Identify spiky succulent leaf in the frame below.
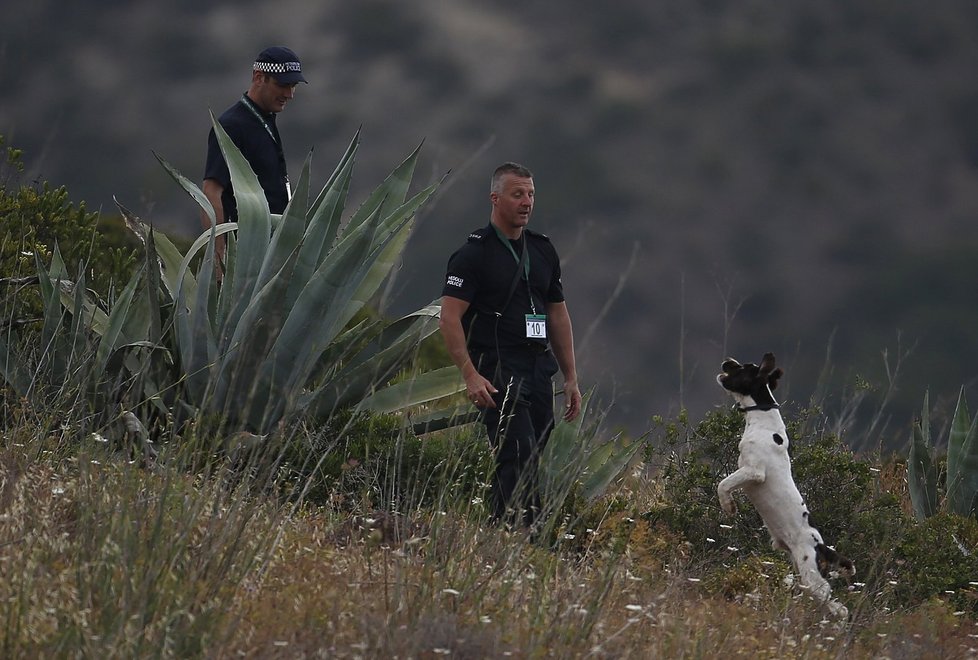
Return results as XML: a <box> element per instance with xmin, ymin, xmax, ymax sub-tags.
<box><xmin>343</xmin><ymin>142</ymin><xmax>420</xmax><ymax>237</ymax></box>
<box><xmin>342</xmin><ymin>183</ymin><xmax>439</xmax><ymax>326</ymax></box>
<box><xmin>118</xmin><ymin>198</ymin><xmax>200</xmax><ymax>305</ymax></box>
<box><xmin>209</xmin><ymin>111</ymin><xmax>271</xmax><ymax>335</ymax></box>
<box><xmin>92</xmin><ymin>267</ymin><xmax>142</xmax><ymax>384</ymax></box>
<box><xmin>907</xmin><ymin>390</ymin><xmax>940</xmax><ymax>520</ymax></box>
<box><xmin>540</xmin><ymin>392</ymin><xmax>592</xmax><ymax>502</ymax></box>
<box><xmin>409</xmin><ymin>405</ymin><xmax>481</xmax><ymax>435</ymax></box>
<box><xmin>255</xmin><ymin>152</ymin><xmax>310</xmax><ymax>292</ymax></box>
<box><xmin>946</xmin><ymin>388</ymin><xmax>978</xmax><ymax>517</ymax></box>
<box><xmin>578</xmin><ymin>433</ymin><xmax>641</xmax><ymax>502</ymax></box>
<box><xmin>211</xmin><ymin>246</ymin><xmax>304</xmax><ymax>432</ymax></box>
<box><xmin>359</xmin><ymin>366</ymin><xmax>467</xmax><ymax>414</ymax></box>
<box><xmin>306</xmin><ymin>302</ymin><xmax>442</xmax><ymax>415</ymax></box>
<box><xmin>153</xmin><ymin>154</ymin><xmax>216</xmax><ymax>228</ymax></box>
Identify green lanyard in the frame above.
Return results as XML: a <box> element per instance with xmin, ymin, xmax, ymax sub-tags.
<box><xmin>493</xmin><ymin>225</ymin><xmax>537</xmax><ymax>314</ymax></box>
<box><xmin>240</xmin><ymin>94</ymin><xmax>281</xmax><ymax>146</ymax></box>
<box><xmin>492</xmin><ymin>225</ymin><xmax>530</xmax><ymax>280</ymax></box>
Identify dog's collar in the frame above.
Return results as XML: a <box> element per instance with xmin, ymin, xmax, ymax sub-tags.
<box><xmin>736</xmin><ymin>403</ymin><xmax>780</xmax><ymax>413</ymax></box>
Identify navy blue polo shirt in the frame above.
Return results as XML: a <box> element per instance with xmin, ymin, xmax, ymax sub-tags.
<box><xmin>442</xmin><ymin>225</ymin><xmax>564</xmax><ymax>351</ymax></box>
<box><xmin>203</xmin><ymin>94</ymin><xmax>289</xmax><ymax>221</ymax></box>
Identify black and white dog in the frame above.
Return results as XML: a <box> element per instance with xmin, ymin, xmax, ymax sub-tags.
<box><xmin>717</xmin><ymin>353</ymin><xmax>853</xmax><ymax>619</ymax></box>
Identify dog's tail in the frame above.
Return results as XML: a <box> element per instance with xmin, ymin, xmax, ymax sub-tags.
<box><xmin>815</xmin><ymin>542</ymin><xmax>855</xmax><ymax>580</ymax></box>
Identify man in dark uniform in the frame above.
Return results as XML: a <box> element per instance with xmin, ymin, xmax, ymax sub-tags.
<box><xmin>439</xmin><ymin>162</ymin><xmax>582</xmax><ymax>527</ymax></box>
<box><xmin>201</xmin><ymin>46</ymin><xmax>307</xmax><ymax>263</ymax></box>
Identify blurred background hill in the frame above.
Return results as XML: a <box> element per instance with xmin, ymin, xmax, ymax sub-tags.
<box><xmin>3</xmin><ymin>0</ymin><xmax>978</xmax><ymax>446</ymax></box>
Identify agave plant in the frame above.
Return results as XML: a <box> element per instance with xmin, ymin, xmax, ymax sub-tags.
<box><xmin>908</xmin><ymin>388</ymin><xmax>978</xmax><ymax>520</ymax></box>
<box><xmin>3</xmin><ymin>119</ymin><xmax>466</xmax><ymax>438</ymax></box>
<box><xmin>538</xmin><ymin>392</ymin><xmax>644</xmax><ymax>509</ymax></box>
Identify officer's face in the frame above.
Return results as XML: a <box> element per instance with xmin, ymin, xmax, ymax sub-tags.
<box><xmin>252</xmin><ymin>73</ymin><xmax>298</xmax><ymax>114</ymax></box>
<box><xmin>491</xmin><ymin>175</ymin><xmax>534</xmax><ymax>234</ymax></box>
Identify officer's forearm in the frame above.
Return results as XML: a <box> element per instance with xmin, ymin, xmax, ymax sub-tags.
<box><xmin>547</xmin><ymin>303</ymin><xmax>578</xmax><ymax>384</ymax></box>
<box><xmin>439</xmin><ymin>313</ymin><xmax>478</xmax><ymax>380</ymax></box>
<box><xmin>201</xmin><ymin>179</ymin><xmax>225</xmax><ymax>230</ymax></box>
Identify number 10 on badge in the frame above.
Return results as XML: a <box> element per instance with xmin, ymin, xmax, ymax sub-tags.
<box><xmin>525</xmin><ymin>314</ymin><xmax>547</xmax><ymax>339</ymax></box>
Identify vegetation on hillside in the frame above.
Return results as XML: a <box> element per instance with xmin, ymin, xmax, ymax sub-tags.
<box><xmin>4</xmin><ymin>92</ymin><xmax>978</xmax><ymax>654</ymax></box>
<box><xmin>6</xmin><ymin>1</ymin><xmax>978</xmax><ymax>438</ymax></box>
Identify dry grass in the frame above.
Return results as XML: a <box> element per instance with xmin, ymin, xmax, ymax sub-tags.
<box><xmin>2</xmin><ymin>431</ymin><xmax>978</xmax><ymax>659</ymax></box>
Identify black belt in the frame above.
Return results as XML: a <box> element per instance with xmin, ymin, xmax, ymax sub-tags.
<box><xmin>518</xmin><ymin>341</ymin><xmax>550</xmax><ymax>355</ymax></box>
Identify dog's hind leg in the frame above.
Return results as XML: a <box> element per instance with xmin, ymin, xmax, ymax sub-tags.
<box><xmin>717</xmin><ymin>466</ymin><xmax>765</xmax><ymax>516</ymax></box>
<box><xmin>791</xmin><ymin>544</ymin><xmax>849</xmax><ymax>620</ymax></box>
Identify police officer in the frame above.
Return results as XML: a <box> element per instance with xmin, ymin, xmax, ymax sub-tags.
<box><xmin>201</xmin><ymin>46</ymin><xmax>307</xmax><ymax>268</ymax></box>
<box><xmin>439</xmin><ymin>162</ymin><xmax>582</xmax><ymax>527</ymax></box>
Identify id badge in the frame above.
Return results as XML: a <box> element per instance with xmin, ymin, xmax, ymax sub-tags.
<box><xmin>525</xmin><ymin>314</ymin><xmax>547</xmax><ymax>339</ymax></box>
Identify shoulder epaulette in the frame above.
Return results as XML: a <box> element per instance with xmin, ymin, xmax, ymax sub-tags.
<box><xmin>466</xmin><ymin>226</ymin><xmax>491</xmax><ymax>243</ymax></box>
<box><xmin>525</xmin><ymin>228</ymin><xmax>551</xmax><ymax>242</ymax></box>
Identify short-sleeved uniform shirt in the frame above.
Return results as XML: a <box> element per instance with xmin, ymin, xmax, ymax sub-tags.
<box><xmin>203</xmin><ymin>95</ymin><xmax>289</xmax><ymax>221</ymax></box>
<box><xmin>442</xmin><ymin>225</ymin><xmax>564</xmax><ymax>352</ymax></box>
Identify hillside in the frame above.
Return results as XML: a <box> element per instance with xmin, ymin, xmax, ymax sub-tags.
<box><xmin>3</xmin><ymin>0</ymin><xmax>978</xmax><ymax>440</ymax></box>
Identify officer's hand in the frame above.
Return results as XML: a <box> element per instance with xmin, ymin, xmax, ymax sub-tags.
<box><xmin>563</xmin><ymin>381</ymin><xmax>583</xmax><ymax>421</ymax></box>
<box><xmin>466</xmin><ymin>374</ymin><xmax>498</xmax><ymax>409</ymax></box>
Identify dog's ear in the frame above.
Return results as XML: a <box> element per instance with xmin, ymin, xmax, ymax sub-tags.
<box><xmin>759</xmin><ymin>352</ymin><xmax>777</xmax><ymax>373</ymax></box>
<box><xmin>721</xmin><ymin>358</ymin><xmax>741</xmax><ymax>374</ymax></box>
<box><xmin>768</xmin><ymin>367</ymin><xmax>783</xmax><ymax>390</ymax></box>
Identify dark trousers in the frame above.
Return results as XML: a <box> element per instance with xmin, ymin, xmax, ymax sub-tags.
<box><xmin>474</xmin><ymin>346</ymin><xmax>559</xmax><ymax>527</ymax></box>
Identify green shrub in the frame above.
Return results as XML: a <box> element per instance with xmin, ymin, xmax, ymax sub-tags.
<box><xmin>889</xmin><ymin>512</ymin><xmax>978</xmax><ymax>614</ymax></box>
<box><xmin>642</xmin><ymin>407</ymin><xmax>884</xmax><ymax>605</ymax></box>
<box><xmin>278</xmin><ymin>411</ymin><xmax>493</xmax><ymax>512</ymax></box>
<box><xmin>0</xmin><ymin>139</ymin><xmax>138</xmax><ymax>306</ymax></box>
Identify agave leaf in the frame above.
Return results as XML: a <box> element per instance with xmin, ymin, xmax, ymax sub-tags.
<box><xmin>309</xmin><ymin>128</ymin><xmax>360</xmax><ymax>221</ymax></box>
<box><xmin>0</xmin><ymin>334</ymin><xmax>31</xmax><ymax>397</ymax></box>
<box><xmin>359</xmin><ymin>366</ymin><xmax>467</xmax><ymax>414</ymax></box>
<box><xmin>343</xmin><ymin>142</ymin><xmax>421</xmax><ymax>237</ymax></box>
<box><xmin>153</xmin><ymin>154</ymin><xmax>217</xmax><ymax>228</ymax></box>
<box><xmin>312</xmin><ymin>306</ymin><xmax>443</xmax><ymax>413</ymax></box>
<box><xmin>210</xmin><ymin>246</ymin><xmax>303</xmax><ymax>431</ymax></box>
<box><xmin>540</xmin><ymin>392</ymin><xmax>592</xmax><ymax>500</ymax></box>
<box><xmin>143</xmin><ymin>228</ymin><xmax>163</xmax><ymax>346</ymax></box>
<box><xmin>36</xmin><ymin>253</ymin><xmax>64</xmax><ymax>361</ymax></box>
<box><xmin>269</xmin><ymin>205</ymin><xmax>387</xmax><ymax>394</ymax></box>
<box><xmin>316</xmin><ymin>302</ymin><xmax>439</xmax><ymax>381</ymax></box>
<box><xmin>342</xmin><ymin>183</ymin><xmax>440</xmax><ymax>325</ymax></box>
<box><xmin>92</xmin><ymin>267</ymin><xmax>142</xmax><ymax>384</ymax></box>
<box><xmin>946</xmin><ymin>388</ymin><xmax>978</xmax><ymax>516</ymax></box>
<box><xmin>66</xmin><ymin>264</ymin><xmax>90</xmax><ymax>374</ymax></box>
<box><xmin>579</xmin><ymin>433</ymin><xmax>642</xmax><ymax>503</ymax></box>
<box><xmin>118</xmin><ymin>198</ymin><xmax>199</xmax><ymax>305</ymax></box>
<box><xmin>174</xmin><ymin>225</ymin><xmax>221</xmax><ymax>401</ymax></box>
<box><xmin>306</xmin><ymin>204</ymin><xmax>415</xmax><ymax>349</ymax></box>
<box><xmin>303</xmin><ymin>317</ymin><xmax>378</xmax><ymax>386</ymax></box>
<box><xmin>210</xmin><ymin>111</ymin><xmax>271</xmax><ymax>321</ymax></box>
<box><xmin>256</xmin><ymin>152</ymin><xmax>311</xmax><ymax>292</ymax></box>
<box><xmin>287</xmin><ymin>141</ymin><xmax>358</xmax><ymax>308</ymax></box>
<box><xmin>908</xmin><ymin>400</ymin><xmax>939</xmax><ymax>520</ymax></box>
<box><xmin>48</xmin><ymin>242</ymin><xmax>69</xmax><ymax>281</ymax></box>
<box><xmin>242</xmin><ymin>218</ymin><xmax>379</xmax><ymax>431</ymax></box>
<box><xmin>409</xmin><ymin>404</ymin><xmax>482</xmax><ymax>435</ymax></box>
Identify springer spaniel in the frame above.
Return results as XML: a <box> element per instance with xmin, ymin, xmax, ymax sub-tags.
<box><xmin>717</xmin><ymin>353</ymin><xmax>853</xmax><ymax>619</ymax></box>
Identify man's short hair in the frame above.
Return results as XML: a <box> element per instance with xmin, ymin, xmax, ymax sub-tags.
<box><xmin>491</xmin><ymin>162</ymin><xmax>533</xmax><ymax>193</ymax></box>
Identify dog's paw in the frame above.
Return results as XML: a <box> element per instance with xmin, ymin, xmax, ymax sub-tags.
<box><xmin>825</xmin><ymin>600</ymin><xmax>849</xmax><ymax>622</ymax></box>
<box><xmin>718</xmin><ymin>496</ymin><xmax>737</xmax><ymax>516</ymax></box>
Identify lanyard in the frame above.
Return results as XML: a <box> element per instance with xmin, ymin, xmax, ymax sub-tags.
<box><xmin>492</xmin><ymin>225</ymin><xmax>530</xmax><ymax>279</ymax></box>
<box><xmin>240</xmin><ymin>94</ymin><xmax>281</xmax><ymax>147</ymax></box>
<box><xmin>492</xmin><ymin>225</ymin><xmax>536</xmax><ymax>314</ymax></box>
<box><xmin>239</xmin><ymin>94</ymin><xmax>291</xmax><ymax>199</ymax></box>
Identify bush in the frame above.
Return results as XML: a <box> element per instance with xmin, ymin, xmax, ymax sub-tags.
<box><xmin>0</xmin><ymin>137</ymin><xmax>138</xmax><ymax>322</ymax></box>
<box><xmin>278</xmin><ymin>411</ymin><xmax>493</xmax><ymax>513</ymax></box>
<box><xmin>643</xmin><ymin>407</ymin><xmax>884</xmax><ymax>601</ymax></box>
